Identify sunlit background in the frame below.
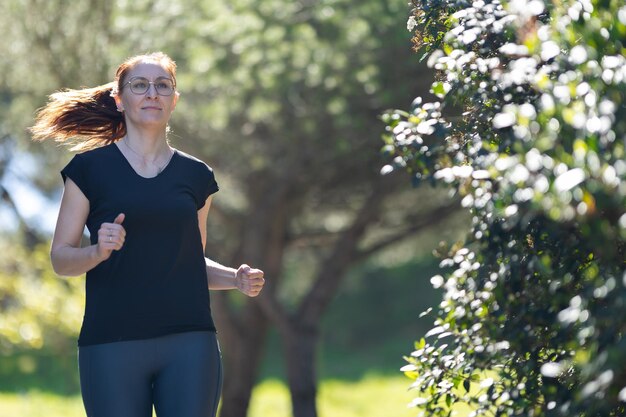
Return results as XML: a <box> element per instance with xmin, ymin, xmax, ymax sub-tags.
<box><xmin>0</xmin><ymin>1</ymin><xmax>467</xmax><ymax>416</ymax></box>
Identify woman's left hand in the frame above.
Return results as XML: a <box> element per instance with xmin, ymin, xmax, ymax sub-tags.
<box><xmin>235</xmin><ymin>264</ymin><xmax>265</xmax><ymax>297</ymax></box>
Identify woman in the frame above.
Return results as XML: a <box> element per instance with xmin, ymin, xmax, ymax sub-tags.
<box><xmin>30</xmin><ymin>52</ymin><xmax>265</xmax><ymax>417</ymax></box>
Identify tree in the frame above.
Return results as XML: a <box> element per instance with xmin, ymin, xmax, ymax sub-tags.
<box><xmin>383</xmin><ymin>0</ymin><xmax>626</xmax><ymax>415</ymax></box>
<box><xmin>0</xmin><ymin>1</ymin><xmax>459</xmax><ymax>416</ymax></box>
<box><xmin>170</xmin><ymin>5</ymin><xmax>462</xmax><ymax>416</ymax></box>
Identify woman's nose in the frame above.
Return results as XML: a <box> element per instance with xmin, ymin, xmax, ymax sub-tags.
<box><xmin>145</xmin><ymin>84</ymin><xmax>158</xmax><ymax>98</ymax></box>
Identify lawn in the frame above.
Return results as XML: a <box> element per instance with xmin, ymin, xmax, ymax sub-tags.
<box><xmin>0</xmin><ymin>374</ymin><xmax>456</xmax><ymax>417</ymax></box>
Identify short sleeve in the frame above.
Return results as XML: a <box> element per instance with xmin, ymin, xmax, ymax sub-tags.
<box><xmin>60</xmin><ymin>153</ymin><xmax>91</xmax><ymax>201</ymax></box>
<box><xmin>197</xmin><ymin>164</ymin><xmax>219</xmax><ymax>210</ymax></box>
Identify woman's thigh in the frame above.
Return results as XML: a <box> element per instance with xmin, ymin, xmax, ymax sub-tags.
<box><xmin>152</xmin><ymin>331</ymin><xmax>222</xmax><ymax>417</ymax></box>
<box><xmin>78</xmin><ymin>339</ymin><xmax>155</xmax><ymax>417</ymax></box>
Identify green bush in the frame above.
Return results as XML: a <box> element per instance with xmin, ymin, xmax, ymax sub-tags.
<box><xmin>382</xmin><ymin>0</ymin><xmax>625</xmax><ymax>415</ymax></box>
<box><xmin>0</xmin><ymin>240</ymin><xmax>83</xmax><ymax>354</ymax></box>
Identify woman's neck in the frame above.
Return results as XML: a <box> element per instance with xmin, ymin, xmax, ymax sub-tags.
<box><xmin>122</xmin><ymin>126</ymin><xmax>171</xmax><ymax>161</ymax></box>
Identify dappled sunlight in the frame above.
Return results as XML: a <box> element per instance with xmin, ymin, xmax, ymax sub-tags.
<box><xmin>0</xmin><ymin>376</ymin><xmax>460</xmax><ymax>417</ymax></box>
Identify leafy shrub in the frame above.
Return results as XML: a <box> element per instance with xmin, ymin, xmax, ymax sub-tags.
<box><xmin>0</xmin><ymin>240</ymin><xmax>83</xmax><ymax>354</ymax></box>
<box><xmin>382</xmin><ymin>0</ymin><xmax>625</xmax><ymax>415</ymax></box>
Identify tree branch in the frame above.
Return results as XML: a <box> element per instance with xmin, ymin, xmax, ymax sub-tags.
<box><xmin>256</xmin><ymin>291</ymin><xmax>290</xmax><ymax>332</ymax></box>
<box><xmin>296</xmin><ymin>175</ymin><xmax>398</xmax><ymax>325</ymax></box>
<box><xmin>354</xmin><ymin>201</ymin><xmax>460</xmax><ymax>262</ymax></box>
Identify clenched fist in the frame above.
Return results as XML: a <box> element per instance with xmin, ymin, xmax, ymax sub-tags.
<box><xmin>235</xmin><ymin>264</ymin><xmax>265</xmax><ymax>297</ymax></box>
<box><xmin>97</xmin><ymin>213</ymin><xmax>126</xmax><ymax>260</ymax></box>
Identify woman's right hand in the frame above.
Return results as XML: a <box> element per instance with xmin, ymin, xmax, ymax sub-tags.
<box><xmin>96</xmin><ymin>213</ymin><xmax>126</xmax><ymax>260</ymax></box>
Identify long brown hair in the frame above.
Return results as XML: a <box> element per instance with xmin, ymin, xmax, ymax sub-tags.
<box><xmin>30</xmin><ymin>52</ymin><xmax>177</xmax><ymax>152</ymax></box>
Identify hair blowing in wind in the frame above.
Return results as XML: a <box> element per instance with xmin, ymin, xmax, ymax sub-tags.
<box><xmin>30</xmin><ymin>82</ymin><xmax>125</xmax><ymax>151</ymax></box>
<box><xmin>30</xmin><ymin>52</ymin><xmax>177</xmax><ymax>152</ymax></box>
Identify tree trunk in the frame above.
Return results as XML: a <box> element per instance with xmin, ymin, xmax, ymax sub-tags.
<box><xmin>282</xmin><ymin>322</ymin><xmax>319</xmax><ymax>417</ymax></box>
<box><xmin>217</xmin><ymin>302</ymin><xmax>270</xmax><ymax>417</ymax></box>
<box><xmin>217</xmin><ymin>190</ymin><xmax>289</xmax><ymax>417</ymax></box>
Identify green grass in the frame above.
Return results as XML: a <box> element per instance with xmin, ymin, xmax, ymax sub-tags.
<box><xmin>0</xmin><ymin>390</ymin><xmax>85</xmax><ymax>416</ymax></box>
<box><xmin>249</xmin><ymin>375</ymin><xmax>419</xmax><ymax>417</ymax></box>
<box><xmin>0</xmin><ymin>374</ymin><xmax>471</xmax><ymax>417</ymax></box>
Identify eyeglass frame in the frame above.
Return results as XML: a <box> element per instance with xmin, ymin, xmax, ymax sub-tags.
<box><xmin>121</xmin><ymin>76</ymin><xmax>177</xmax><ymax>96</ymax></box>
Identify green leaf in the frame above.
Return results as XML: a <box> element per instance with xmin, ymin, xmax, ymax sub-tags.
<box><xmin>463</xmin><ymin>379</ymin><xmax>471</xmax><ymax>393</ymax></box>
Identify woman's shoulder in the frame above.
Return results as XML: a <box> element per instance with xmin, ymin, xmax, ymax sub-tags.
<box><xmin>73</xmin><ymin>142</ymin><xmax>116</xmax><ymax>161</ymax></box>
<box><xmin>174</xmin><ymin>148</ymin><xmax>215</xmax><ymax>172</ymax></box>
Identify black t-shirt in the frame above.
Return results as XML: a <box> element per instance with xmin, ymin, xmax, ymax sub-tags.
<box><xmin>60</xmin><ymin>143</ymin><xmax>219</xmax><ymax>346</ymax></box>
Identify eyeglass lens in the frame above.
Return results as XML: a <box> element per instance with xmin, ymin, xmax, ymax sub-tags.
<box><xmin>128</xmin><ymin>77</ymin><xmax>175</xmax><ymax>96</ymax></box>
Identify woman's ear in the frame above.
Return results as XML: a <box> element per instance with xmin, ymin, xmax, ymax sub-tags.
<box><xmin>112</xmin><ymin>92</ymin><xmax>124</xmax><ymax>112</ymax></box>
<box><xmin>171</xmin><ymin>91</ymin><xmax>180</xmax><ymax>111</ymax></box>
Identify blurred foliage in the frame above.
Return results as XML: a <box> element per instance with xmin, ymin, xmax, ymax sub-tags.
<box><xmin>0</xmin><ymin>350</ymin><xmax>80</xmax><ymax>394</ymax></box>
<box><xmin>258</xmin><ymin>256</ymin><xmax>444</xmax><ymax>381</ymax></box>
<box><xmin>0</xmin><ymin>1</ymin><xmax>454</xmax><ymax>414</ymax></box>
<box><xmin>383</xmin><ymin>0</ymin><xmax>626</xmax><ymax>416</ymax></box>
<box><xmin>321</xmin><ymin>258</ymin><xmax>441</xmax><ymax>356</ymax></box>
<box><xmin>0</xmin><ymin>0</ymin><xmax>434</xmax><ymax>337</ymax></box>
<box><xmin>0</xmin><ymin>238</ymin><xmax>83</xmax><ymax>354</ymax></box>
<box><xmin>0</xmin><ymin>0</ymin><xmax>431</xmax><ymax>200</ymax></box>
<box><xmin>0</xmin><ymin>0</ymin><xmax>437</xmax><ymax>303</ymax></box>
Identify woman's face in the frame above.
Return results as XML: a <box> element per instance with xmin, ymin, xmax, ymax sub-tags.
<box><xmin>113</xmin><ymin>62</ymin><xmax>179</xmax><ymax>130</ymax></box>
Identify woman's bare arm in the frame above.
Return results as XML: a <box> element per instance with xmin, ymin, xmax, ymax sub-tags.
<box><xmin>50</xmin><ymin>178</ymin><xmax>125</xmax><ymax>276</ymax></box>
<box><xmin>198</xmin><ymin>195</ymin><xmax>265</xmax><ymax>296</ymax></box>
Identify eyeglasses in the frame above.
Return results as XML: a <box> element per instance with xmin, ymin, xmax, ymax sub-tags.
<box><xmin>123</xmin><ymin>76</ymin><xmax>176</xmax><ymax>96</ymax></box>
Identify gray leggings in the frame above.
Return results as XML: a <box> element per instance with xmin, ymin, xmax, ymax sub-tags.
<box><xmin>78</xmin><ymin>331</ymin><xmax>222</xmax><ymax>417</ymax></box>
